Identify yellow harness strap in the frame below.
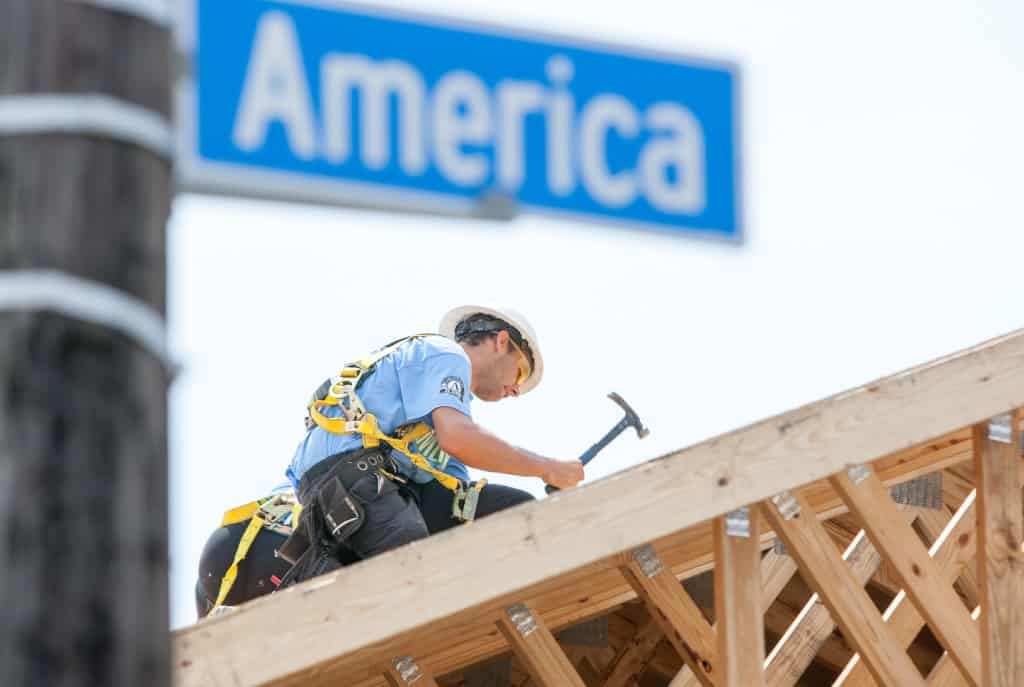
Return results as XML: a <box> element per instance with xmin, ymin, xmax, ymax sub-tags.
<box><xmin>306</xmin><ymin>334</ymin><xmax>466</xmax><ymax>494</ymax></box>
<box><xmin>220</xmin><ymin>501</ymin><xmax>260</xmax><ymax>527</ymax></box>
<box><xmin>211</xmin><ymin>495</ymin><xmax>302</xmax><ymax>612</ymax></box>
<box><xmin>212</xmin><ymin>513</ymin><xmax>264</xmax><ymax>610</ymax></box>
<box><xmin>305</xmin><ymin>407</ymin><xmax>462</xmax><ymax>491</ymax></box>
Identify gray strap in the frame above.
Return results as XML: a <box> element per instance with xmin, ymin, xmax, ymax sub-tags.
<box><xmin>0</xmin><ymin>270</ymin><xmax>171</xmax><ymax>367</ymax></box>
<box><xmin>0</xmin><ymin>94</ymin><xmax>173</xmax><ymax>159</ymax></box>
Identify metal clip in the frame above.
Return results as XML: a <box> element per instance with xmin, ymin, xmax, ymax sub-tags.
<box><xmin>771</xmin><ymin>491</ymin><xmax>801</xmax><ymax>520</ymax></box>
<box><xmin>391</xmin><ymin>656</ymin><xmax>423</xmax><ymax>684</ymax></box>
<box><xmin>846</xmin><ymin>463</ymin><xmax>870</xmax><ymax>485</ymax></box>
<box><xmin>773</xmin><ymin>538</ymin><xmax>787</xmax><ymax>556</ymax></box>
<box><xmin>505</xmin><ymin>603</ymin><xmax>537</xmax><ymax>638</ymax></box>
<box><xmin>631</xmin><ymin>544</ymin><xmax>663</xmax><ymax>577</ymax></box>
<box><xmin>725</xmin><ymin>507</ymin><xmax>751</xmax><ymax>537</ymax></box>
<box><xmin>989</xmin><ymin>413</ymin><xmax>1013</xmax><ymax>444</ymax></box>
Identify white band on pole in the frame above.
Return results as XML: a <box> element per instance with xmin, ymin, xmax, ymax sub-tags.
<box><xmin>0</xmin><ymin>94</ymin><xmax>173</xmax><ymax>159</ymax></box>
<box><xmin>68</xmin><ymin>0</ymin><xmax>171</xmax><ymax>27</ymax></box>
<box><xmin>0</xmin><ymin>270</ymin><xmax>171</xmax><ymax>366</ymax></box>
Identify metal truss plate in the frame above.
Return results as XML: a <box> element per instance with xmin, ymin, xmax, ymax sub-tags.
<box><xmin>989</xmin><ymin>413</ymin><xmax>1013</xmax><ymax>444</ymax></box>
<box><xmin>391</xmin><ymin>656</ymin><xmax>423</xmax><ymax>685</ymax></box>
<box><xmin>725</xmin><ymin>506</ymin><xmax>751</xmax><ymax>537</ymax></box>
<box><xmin>505</xmin><ymin>603</ymin><xmax>537</xmax><ymax>638</ymax></box>
<box><xmin>631</xmin><ymin>544</ymin><xmax>664</xmax><ymax>577</ymax></box>
<box><xmin>771</xmin><ymin>491</ymin><xmax>801</xmax><ymax>520</ymax></box>
<box><xmin>890</xmin><ymin>472</ymin><xmax>943</xmax><ymax>510</ymax></box>
<box><xmin>846</xmin><ymin>463</ymin><xmax>871</xmax><ymax>485</ymax></box>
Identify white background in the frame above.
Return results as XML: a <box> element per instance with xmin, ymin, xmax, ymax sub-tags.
<box><xmin>168</xmin><ymin>0</ymin><xmax>1024</xmax><ymax>628</ymax></box>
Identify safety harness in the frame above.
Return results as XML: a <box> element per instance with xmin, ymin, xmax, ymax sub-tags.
<box><xmin>211</xmin><ymin>493</ymin><xmax>301</xmax><ymax>612</ymax></box>
<box><xmin>304</xmin><ymin>334</ymin><xmax>486</xmax><ymax>522</ymax></box>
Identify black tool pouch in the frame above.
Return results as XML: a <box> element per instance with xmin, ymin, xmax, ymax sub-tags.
<box><xmin>276</xmin><ymin>521</ymin><xmax>311</xmax><ymax>566</ymax></box>
<box><xmin>317</xmin><ymin>475</ymin><xmax>365</xmax><ymax>545</ymax></box>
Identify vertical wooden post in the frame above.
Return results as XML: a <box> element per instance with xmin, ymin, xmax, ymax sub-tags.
<box><xmin>0</xmin><ymin>1</ymin><xmax>171</xmax><ymax>686</ymax></box>
<box><xmin>974</xmin><ymin>410</ymin><xmax>1024</xmax><ymax>687</ymax></box>
<box><xmin>714</xmin><ymin>507</ymin><xmax>765</xmax><ymax>687</ymax></box>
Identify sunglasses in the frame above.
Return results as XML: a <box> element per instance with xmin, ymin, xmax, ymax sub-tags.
<box><xmin>507</xmin><ymin>337</ymin><xmax>532</xmax><ymax>386</ymax></box>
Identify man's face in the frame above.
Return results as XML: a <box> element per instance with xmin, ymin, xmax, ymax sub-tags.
<box><xmin>473</xmin><ymin>331</ymin><xmax>529</xmax><ymax>402</ymax></box>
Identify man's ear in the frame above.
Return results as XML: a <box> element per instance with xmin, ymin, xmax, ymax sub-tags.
<box><xmin>495</xmin><ymin>329</ymin><xmax>510</xmax><ymax>351</ymax></box>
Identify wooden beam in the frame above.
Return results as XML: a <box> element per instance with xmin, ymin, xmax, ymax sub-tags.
<box><xmin>762</xmin><ymin>601</ymin><xmax>853</xmax><ymax>672</ymax></box>
<box><xmin>831</xmin><ymin>467</ymin><xmax>982</xmax><ymax>686</ymax></box>
<box><xmin>764</xmin><ymin>505</ymin><xmax>914</xmax><ymax>687</ymax></box>
<box><xmin>758</xmin><ymin>550</ymin><xmax>800</xmax><ymax>612</ymax></box>
<box><xmin>172</xmin><ymin>330</ymin><xmax>1024</xmax><ymax>687</ymax></box>
<box><xmin>382</xmin><ymin>656</ymin><xmax>441</xmax><ymax>687</ymax></box>
<box><xmin>926</xmin><ymin>605</ymin><xmax>981</xmax><ymax>687</ymax></box>
<box><xmin>600</xmin><ymin>620</ymin><xmax>664</xmax><ymax>687</ymax></box>
<box><xmin>669</xmin><ymin>547</ymin><xmax>800</xmax><ymax>687</ymax></box>
<box><xmin>714</xmin><ymin>508</ymin><xmax>765</xmax><ymax>687</ymax></box>
<box><xmin>497</xmin><ymin>603</ymin><xmax>587</xmax><ymax>687</ymax></box>
<box><xmin>833</xmin><ymin>490</ymin><xmax>978</xmax><ymax>687</ymax></box>
<box><xmin>620</xmin><ymin>546</ymin><xmax>718</xmax><ymax>686</ymax></box>
<box><xmin>762</xmin><ymin>488</ymin><xmax>926</xmax><ymax>687</ymax></box>
<box><xmin>975</xmin><ymin>411</ymin><xmax>1024</xmax><ymax>687</ymax></box>
<box><xmin>915</xmin><ymin>506</ymin><xmax>980</xmax><ymax>609</ymax></box>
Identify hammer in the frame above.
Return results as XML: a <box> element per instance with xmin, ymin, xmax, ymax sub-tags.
<box><xmin>545</xmin><ymin>392</ymin><xmax>650</xmax><ymax>494</ymax></box>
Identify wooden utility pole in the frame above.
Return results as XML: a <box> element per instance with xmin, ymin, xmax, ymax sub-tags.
<box><xmin>0</xmin><ymin>1</ymin><xmax>172</xmax><ymax>685</ymax></box>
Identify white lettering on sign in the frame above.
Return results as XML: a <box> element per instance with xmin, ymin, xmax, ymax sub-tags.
<box><xmin>321</xmin><ymin>54</ymin><xmax>427</xmax><ymax>173</ymax></box>
<box><xmin>233</xmin><ymin>11</ymin><xmax>317</xmax><ymax>160</ymax></box>
<box><xmin>232</xmin><ymin>11</ymin><xmax>707</xmax><ymax>214</ymax></box>
<box><xmin>433</xmin><ymin>71</ymin><xmax>491</xmax><ymax>186</ymax></box>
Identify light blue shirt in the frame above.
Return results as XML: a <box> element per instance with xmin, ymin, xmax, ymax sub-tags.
<box><xmin>286</xmin><ymin>336</ymin><xmax>473</xmax><ymax>489</ymax></box>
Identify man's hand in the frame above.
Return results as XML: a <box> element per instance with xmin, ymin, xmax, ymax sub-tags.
<box><xmin>541</xmin><ymin>459</ymin><xmax>585</xmax><ymax>489</ymax></box>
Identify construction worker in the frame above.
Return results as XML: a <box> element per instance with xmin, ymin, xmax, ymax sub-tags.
<box><xmin>281</xmin><ymin>305</ymin><xmax>584</xmax><ymax>583</ymax></box>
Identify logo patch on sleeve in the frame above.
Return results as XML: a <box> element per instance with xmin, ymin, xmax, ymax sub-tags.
<box><xmin>439</xmin><ymin>376</ymin><xmax>466</xmax><ymax>402</ymax></box>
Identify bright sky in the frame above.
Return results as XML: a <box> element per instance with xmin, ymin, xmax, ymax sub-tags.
<box><xmin>167</xmin><ymin>0</ymin><xmax>1024</xmax><ymax>628</ymax></box>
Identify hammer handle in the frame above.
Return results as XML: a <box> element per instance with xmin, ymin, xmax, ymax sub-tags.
<box><xmin>545</xmin><ymin>416</ymin><xmax>630</xmax><ymax>494</ymax></box>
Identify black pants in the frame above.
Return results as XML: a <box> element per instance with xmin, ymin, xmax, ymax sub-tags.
<box><xmin>194</xmin><ymin>522</ymin><xmax>355</xmax><ymax>618</ymax></box>
<box><xmin>411</xmin><ymin>479</ymin><xmax>535</xmax><ymax>534</ymax></box>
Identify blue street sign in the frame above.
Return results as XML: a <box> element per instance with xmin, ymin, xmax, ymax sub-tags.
<box><xmin>176</xmin><ymin>0</ymin><xmax>741</xmax><ymax>240</ymax></box>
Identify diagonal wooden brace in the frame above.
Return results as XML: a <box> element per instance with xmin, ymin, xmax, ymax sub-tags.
<box><xmin>620</xmin><ymin>545</ymin><xmax>718</xmax><ymax>686</ymax></box>
<box><xmin>763</xmin><ymin>504</ymin><xmax>915</xmax><ymax>687</ymax></box>
<box><xmin>831</xmin><ymin>466</ymin><xmax>982</xmax><ymax>686</ymax></box>
<box><xmin>762</xmin><ymin>488</ymin><xmax>926</xmax><ymax>687</ymax></box>
<box><xmin>497</xmin><ymin>602</ymin><xmax>587</xmax><ymax>687</ymax></box>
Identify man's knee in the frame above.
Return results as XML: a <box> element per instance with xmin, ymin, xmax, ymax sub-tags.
<box><xmin>477</xmin><ymin>483</ymin><xmax>535</xmax><ymax>518</ymax></box>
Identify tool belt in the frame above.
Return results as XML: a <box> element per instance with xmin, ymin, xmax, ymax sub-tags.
<box><xmin>276</xmin><ymin>448</ymin><xmax>393</xmax><ymax>586</ymax></box>
<box><xmin>296</xmin><ymin>447</ymin><xmax>395</xmax><ymax>504</ymax></box>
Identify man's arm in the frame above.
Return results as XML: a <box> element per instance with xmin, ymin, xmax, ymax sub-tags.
<box><xmin>432</xmin><ymin>407</ymin><xmax>584</xmax><ymax>489</ymax></box>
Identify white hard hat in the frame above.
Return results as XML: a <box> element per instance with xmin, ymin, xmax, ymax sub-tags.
<box><xmin>439</xmin><ymin>305</ymin><xmax>544</xmax><ymax>395</ymax></box>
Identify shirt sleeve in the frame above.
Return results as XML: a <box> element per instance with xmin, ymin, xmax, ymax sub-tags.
<box><xmin>397</xmin><ymin>352</ymin><xmax>473</xmax><ymax>423</ymax></box>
